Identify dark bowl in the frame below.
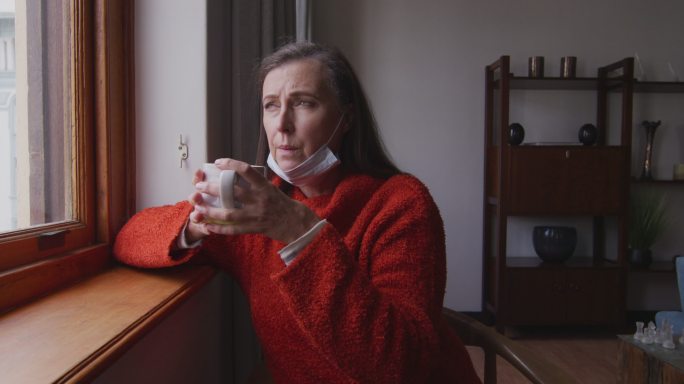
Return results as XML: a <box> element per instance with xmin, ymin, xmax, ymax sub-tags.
<box><xmin>533</xmin><ymin>226</ymin><xmax>577</xmax><ymax>263</ymax></box>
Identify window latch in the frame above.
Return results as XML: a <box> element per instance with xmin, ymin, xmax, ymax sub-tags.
<box><xmin>178</xmin><ymin>134</ymin><xmax>189</xmax><ymax>168</ymax></box>
<box><xmin>38</xmin><ymin>229</ymin><xmax>68</xmax><ymax>251</ymax></box>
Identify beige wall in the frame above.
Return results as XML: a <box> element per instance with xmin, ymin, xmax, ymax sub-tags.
<box><xmin>312</xmin><ymin>0</ymin><xmax>684</xmax><ymax>311</ymax></box>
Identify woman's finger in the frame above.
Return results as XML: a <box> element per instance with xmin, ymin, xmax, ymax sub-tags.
<box><xmin>188</xmin><ymin>191</ymin><xmax>204</xmax><ymax>205</ymax></box>
<box><xmin>215</xmin><ymin>158</ymin><xmax>269</xmax><ymax>190</ymax></box>
<box><xmin>189</xmin><ymin>209</ymin><xmax>204</xmax><ymax>223</ymax></box>
<box><xmin>237</xmin><ymin>165</ymin><xmax>269</xmax><ymax>190</ymax></box>
<box><xmin>213</xmin><ymin>158</ymin><xmax>234</xmax><ymax>170</ymax></box>
<box><xmin>192</xmin><ymin>169</ymin><xmax>205</xmax><ymax>185</ymax></box>
<box><xmin>195</xmin><ymin>204</ymin><xmax>239</xmax><ymax>225</ymax></box>
<box><xmin>205</xmin><ymin>223</ymin><xmax>241</xmax><ymax>236</ymax></box>
<box><xmin>186</xmin><ymin>218</ymin><xmax>211</xmax><ymax>238</ymax></box>
<box><xmin>195</xmin><ymin>179</ymin><xmax>220</xmax><ymax>197</ymax></box>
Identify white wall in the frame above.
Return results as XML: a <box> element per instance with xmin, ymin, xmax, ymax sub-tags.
<box><xmin>136</xmin><ymin>0</ymin><xmax>207</xmax><ymax>209</ymax></box>
<box><xmin>313</xmin><ymin>0</ymin><xmax>684</xmax><ymax>311</ymax></box>
<box><xmin>98</xmin><ymin>1</ymin><xmax>233</xmax><ymax>382</ymax></box>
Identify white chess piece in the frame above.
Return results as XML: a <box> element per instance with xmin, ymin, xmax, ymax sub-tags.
<box><xmin>643</xmin><ymin>321</ymin><xmax>657</xmax><ymax>344</ymax></box>
<box><xmin>663</xmin><ymin>323</ymin><xmax>675</xmax><ymax>350</ymax></box>
<box><xmin>634</xmin><ymin>321</ymin><xmax>645</xmax><ymax>342</ymax></box>
<box><xmin>655</xmin><ymin>319</ymin><xmax>668</xmax><ymax>344</ymax></box>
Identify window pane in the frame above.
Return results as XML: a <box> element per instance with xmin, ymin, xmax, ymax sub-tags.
<box><xmin>0</xmin><ymin>0</ymin><xmax>72</xmax><ymax>233</ymax></box>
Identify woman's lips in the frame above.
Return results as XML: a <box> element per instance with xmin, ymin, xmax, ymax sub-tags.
<box><xmin>277</xmin><ymin>146</ymin><xmax>299</xmax><ymax>159</ymax></box>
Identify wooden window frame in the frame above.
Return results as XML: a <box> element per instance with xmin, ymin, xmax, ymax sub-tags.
<box><xmin>0</xmin><ymin>0</ymin><xmax>135</xmax><ymax>312</ymax></box>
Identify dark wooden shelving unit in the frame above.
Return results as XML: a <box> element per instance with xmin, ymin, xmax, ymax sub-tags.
<box><xmin>506</xmin><ymin>257</ymin><xmax>620</xmax><ymax>269</ymax></box>
<box><xmin>493</xmin><ymin>77</ymin><xmax>597</xmax><ymax>90</ymax></box>
<box><xmin>628</xmin><ymin>261</ymin><xmax>676</xmax><ymax>274</ymax></box>
<box><xmin>631</xmin><ymin>178</ymin><xmax>684</xmax><ymax>185</ymax></box>
<box><xmin>482</xmin><ymin>56</ymin><xmax>633</xmax><ymax>332</ymax></box>
<box><xmin>634</xmin><ymin>81</ymin><xmax>684</xmax><ymax>93</ymax></box>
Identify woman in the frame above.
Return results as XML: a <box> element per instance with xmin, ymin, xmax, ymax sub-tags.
<box><xmin>114</xmin><ymin>41</ymin><xmax>479</xmax><ymax>383</ymax></box>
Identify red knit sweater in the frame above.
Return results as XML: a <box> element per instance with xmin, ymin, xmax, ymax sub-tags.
<box><xmin>114</xmin><ymin>173</ymin><xmax>480</xmax><ymax>383</ymax></box>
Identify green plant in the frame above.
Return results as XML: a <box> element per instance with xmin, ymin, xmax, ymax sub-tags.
<box><xmin>629</xmin><ymin>189</ymin><xmax>668</xmax><ymax>250</ymax></box>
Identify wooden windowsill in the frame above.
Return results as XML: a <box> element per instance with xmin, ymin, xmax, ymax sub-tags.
<box><xmin>0</xmin><ymin>264</ymin><xmax>216</xmax><ymax>384</ymax></box>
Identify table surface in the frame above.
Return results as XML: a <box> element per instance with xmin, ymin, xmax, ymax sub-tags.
<box><xmin>619</xmin><ymin>335</ymin><xmax>684</xmax><ymax>371</ymax></box>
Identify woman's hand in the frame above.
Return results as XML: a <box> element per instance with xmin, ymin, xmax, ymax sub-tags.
<box><xmin>191</xmin><ymin>158</ymin><xmax>321</xmax><ymax>244</ymax></box>
<box><xmin>185</xmin><ymin>168</ymin><xmax>213</xmax><ymax>244</ymax></box>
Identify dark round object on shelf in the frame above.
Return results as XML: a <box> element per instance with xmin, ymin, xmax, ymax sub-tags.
<box><xmin>578</xmin><ymin>123</ymin><xmax>598</xmax><ymax>146</ymax></box>
<box><xmin>508</xmin><ymin>123</ymin><xmax>525</xmax><ymax>145</ymax></box>
<box><xmin>533</xmin><ymin>226</ymin><xmax>577</xmax><ymax>263</ymax></box>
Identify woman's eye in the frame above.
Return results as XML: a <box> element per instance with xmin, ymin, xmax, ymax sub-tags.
<box><xmin>294</xmin><ymin>100</ymin><xmax>315</xmax><ymax>107</ymax></box>
<box><xmin>263</xmin><ymin>102</ymin><xmax>279</xmax><ymax>110</ymax></box>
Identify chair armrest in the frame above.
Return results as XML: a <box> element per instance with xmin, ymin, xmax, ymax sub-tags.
<box><xmin>442</xmin><ymin>308</ymin><xmax>578</xmax><ymax>384</ymax></box>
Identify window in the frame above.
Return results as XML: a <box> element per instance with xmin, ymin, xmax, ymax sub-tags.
<box><xmin>1</xmin><ymin>1</ymin><xmax>73</xmax><ymax>233</ymax></box>
<box><xmin>0</xmin><ymin>0</ymin><xmax>93</xmax><ymax>270</ymax></box>
<box><xmin>0</xmin><ymin>0</ymin><xmax>134</xmax><ymax>311</ymax></box>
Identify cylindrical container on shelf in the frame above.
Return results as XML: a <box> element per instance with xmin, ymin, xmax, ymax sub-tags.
<box><xmin>560</xmin><ymin>56</ymin><xmax>577</xmax><ymax>78</ymax></box>
<box><xmin>528</xmin><ymin>56</ymin><xmax>544</xmax><ymax>78</ymax></box>
<box><xmin>674</xmin><ymin>164</ymin><xmax>684</xmax><ymax>180</ymax></box>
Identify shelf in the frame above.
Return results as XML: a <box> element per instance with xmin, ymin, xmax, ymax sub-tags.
<box><xmin>631</xmin><ymin>178</ymin><xmax>684</xmax><ymax>185</ymax></box>
<box><xmin>517</xmin><ymin>144</ymin><xmax>621</xmax><ymax>149</ymax></box>
<box><xmin>491</xmin><ymin>75</ymin><xmax>684</xmax><ymax>93</ymax></box>
<box><xmin>634</xmin><ymin>81</ymin><xmax>684</xmax><ymax>93</ymax></box>
<box><xmin>628</xmin><ymin>261</ymin><xmax>675</xmax><ymax>273</ymax></box>
<box><xmin>495</xmin><ymin>76</ymin><xmax>597</xmax><ymax>91</ymax></box>
<box><xmin>506</xmin><ymin>257</ymin><xmax>620</xmax><ymax>269</ymax></box>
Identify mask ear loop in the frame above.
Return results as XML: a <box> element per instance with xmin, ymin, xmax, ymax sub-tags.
<box><xmin>325</xmin><ymin>111</ymin><xmax>347</xmax><ymax>147</ymax></box>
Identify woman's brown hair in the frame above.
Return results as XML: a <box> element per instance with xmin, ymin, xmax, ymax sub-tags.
<box><xmin>256</xmin><ymin>41</ymin><xmax>401</xmax><ymax>179</ymax></box>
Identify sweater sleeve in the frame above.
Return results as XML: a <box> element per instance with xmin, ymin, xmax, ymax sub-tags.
<box><xmin>113</xmin><ymin>201</ymin><xmax>203</xmax><ymax>268</ymax></box>
<box><xmin>270</xmin><ymin>177</ymin><xmax>454</xmax><ymax>383</ymax></box>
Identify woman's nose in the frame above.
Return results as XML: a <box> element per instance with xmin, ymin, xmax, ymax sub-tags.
<box><xmin>276</xmin><ymin>107</ymin><xmax>294</xmax><ymax>132</ymax></box>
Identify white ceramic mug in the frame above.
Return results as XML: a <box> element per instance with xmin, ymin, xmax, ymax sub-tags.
<box><xmin>202</xmin><ymin>163</ymin><xmax>235</xmax><ymax>208</ymax></box>
<box><xmin>201</xmin><ymin>163</ymin><xmax>265</xmax><ymax>209</ymax></box>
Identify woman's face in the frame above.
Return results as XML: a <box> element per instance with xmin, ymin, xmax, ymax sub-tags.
<box><xmin>262</xmin><ymin>59</ymin><xmax>345</xmax><ymax>171</ymax></box>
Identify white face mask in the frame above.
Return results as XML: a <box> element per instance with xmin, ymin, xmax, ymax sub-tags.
<box><xmin>267</xmin><ymin>113</ymin><xmax>345</xmax><ymax>187</ymax></box>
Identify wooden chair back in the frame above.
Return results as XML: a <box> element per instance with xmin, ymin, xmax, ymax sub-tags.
<box><xmin>442</xmin><ymin>307</ymin><xmax>578</xmax><ymax>384</ymax></box>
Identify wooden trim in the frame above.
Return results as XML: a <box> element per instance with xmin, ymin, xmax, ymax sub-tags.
<box><xmin>0</xmin><ymin>266</ymin><xmax>217</xmax><ymax>384</ymax></box>
<box><xmin>0</xmin><ymin>244</ymin><xmax>111</xmax><ymax>312</ymax></box>
<box><xmin>0</xmin><ymin>221</ymin><xmax>91</xmax><ymax>271</ymax></box>
<box><xmin>72</xmin><ymin>0</ymin><xmax>96</xmax><ymax>241</ymax></box>
<box><xmin>123</xmin><ymin>0</ymin><xmax>137</xmax><ymax>228</ymax></box>
<box><xmin>58</xmin><ymin>267</ymin><xmax>216</xmax><ymax>383</ymax></box>
<box><xmin>95</xmin><ymin>0</ymin><xmax>112</xmax><ymax>244</ymax></box>
<box><xmin>95</xmin><ymin>0</ymin><xmax>136</xmax><ymax>244</ymax></box>
<box><xmin>0</xmin><ymin>0</ymin><xmax>134</xmax><ymax>312</ymax></box>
